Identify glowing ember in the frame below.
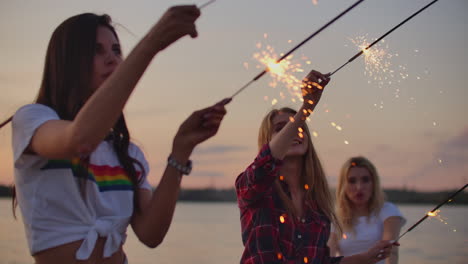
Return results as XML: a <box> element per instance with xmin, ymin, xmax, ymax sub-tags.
<box><xmin>279</xmin><ymin>175</ymin><xmax>284</xmax><ymax>181</ymax></box>
<box><xmin>342</xmin><ymin>233</ymin><xmax>348</xmax><ymax>239</ymax></box>
<box><xmin>289</xmin><ymin>116</ymin><xmax>295</xmax><ymax>123</ymax></box>
<box><xmin>304</xmin><ymin>256</ymin><xmax>309</xmax><ymax>263</ymax></box>
<box><xmin>277</xmin><ymin>252</ymin><xmax>283</xmax><ymax>259</ymax></box>
<box><xmin>427</xmin><ymin>211</ymin><xmax>438</xmax><ymax>217</ymax></box>
<box><xmin>304</xmin><ymin>184</ymin><xmax>309</xmax><ymax>190</ymax></box>
<box><xmin>279</xmin><ymin>215</ymin><xmax>285</xmax><ymax>223</ymax></box>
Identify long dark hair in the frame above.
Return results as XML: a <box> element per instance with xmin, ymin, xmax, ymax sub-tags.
<box><xmin>3</xmin><ymin>13</ymin><xmax>145</xmax><ymax>217</ymax></box>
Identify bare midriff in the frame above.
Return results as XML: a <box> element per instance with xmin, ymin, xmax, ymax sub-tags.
<box><xmin>33</xmin><ymin>237</ymin><xmax>125</xmax><ymax>264</ymax></box>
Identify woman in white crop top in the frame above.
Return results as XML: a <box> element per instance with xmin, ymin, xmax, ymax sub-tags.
<box><xmin>328</xmin><ymin>157</ymin><xmax>406</xmax><ymax>264</ymax></box>
<box><xmin>1</xmin><ymin>6</ymin><xmax>230</xmax><ymax>264</ymax></box>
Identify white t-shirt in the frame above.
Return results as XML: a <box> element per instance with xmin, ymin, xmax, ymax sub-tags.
<box><xmin>335</xmin><ymin>202</ymin><xmax>406</xmax><ymax>264</ymax></box>
<box><xmin>12</xmin><ymin>104</ymin><xmax>152</xmax><ymax>260</ymax></box>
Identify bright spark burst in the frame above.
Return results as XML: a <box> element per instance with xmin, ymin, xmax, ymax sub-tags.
<box><xmin>251</xmin><ymin>34</ymin><xmax>308</xmax><ymax>105</ymax></box>
<box><xmin>428</xmin><ymin>209</ymin><xmax>458</xmax><ymax>233</ymax></box>
<box><xmin>350</xmin><ymin>35</ymin><xmax>409</xmax><ymax>94</ymax></box>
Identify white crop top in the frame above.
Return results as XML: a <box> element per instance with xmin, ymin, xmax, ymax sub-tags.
<box><xmin>12</xmin><ymin>104</ymin><xmax>152</xmax><ymax>260</ymax></box>
<box><xmin>335</xmin><ymin>202</ymin><xmax>406</xmax><ymax>264</ymax></box>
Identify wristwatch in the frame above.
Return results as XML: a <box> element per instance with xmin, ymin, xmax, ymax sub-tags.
<box><xmin>167</xmin><ymin>155</ymin><xmax>192</xmax><ymax>175</ymax></box>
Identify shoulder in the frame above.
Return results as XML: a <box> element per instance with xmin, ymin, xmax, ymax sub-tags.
<box><xmin>379</xmin><ymin>202</ymin><xmax>406</xmax><ymax>224</ymax></box>
<box><xmin>12</xmin><ymin>103</ymin><xmax>59</xmax><ymax>127</ymax></box>
<box><xmin>128</xmin><ymin>141</ymin><xmax>147</xmax><ymax>161</ymax></box>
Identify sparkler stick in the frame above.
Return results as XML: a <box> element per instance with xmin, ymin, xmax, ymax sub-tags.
<box><xmin>199</xmin><ymin>0</ymin><xmax>216</xmax><ymax>9</ymax></box>
<box><xmin>397</xmin><ymin>183</ymin><xmax>467</xmax><ymax>241</ymax></box>
<box><xmin>330</xmin><ymin>0</ymin><xmax>440</xmax><ymax>76</ymax></box>
<box><xmin>230</xmin><ymin>0</ymin><xmax>365</xmax><ymax>99</ymax></box>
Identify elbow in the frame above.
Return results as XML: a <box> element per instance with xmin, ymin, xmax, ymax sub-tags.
<box><xmin>67</xmin><ymin>128</ymin><xmax>100</xmax><ymax>157</ymax></box>
<box><xmin>140</xmin><ymin>235</ymin><xmax>164</xmax><ymax>248</ymax></box>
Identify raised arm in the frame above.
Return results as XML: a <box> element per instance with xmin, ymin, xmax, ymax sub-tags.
<box><xmin>29</xmin><ymin>6</ymin><xmax>201</xmax><ymax>159</ymax></box>
<box><xmin>131</xmin><ymin>98</ymin><xmax>229</xmax><ymax>247</ymax></box>
<box><xmin>269</xmin><ymin>70</ymin><xmax>330</xmax><ymax>160</ymax></box>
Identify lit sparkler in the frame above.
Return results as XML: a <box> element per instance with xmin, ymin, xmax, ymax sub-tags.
<box><xmin>251</xmin><ymin>37</ymin><xmax>305</xmax><ymax>104</ymax></box>
<box><xmin>330</xmin><ymin>0</ymin><xmax>440</xmax><ymax>77</ymax></box>
<box><xmin>229</xmin><ymin>0</ymin><xmax>365</xmax><ymax>99</ymax></box>
<box><xmin>397</xmin><ymin>183</ymin><xmax>467</xmax><ymax>241</ymax></box>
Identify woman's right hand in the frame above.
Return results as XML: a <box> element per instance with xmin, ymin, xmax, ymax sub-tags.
<box><xmin>301</xmin><ymin>70</ymin><xmax>330</xmax><ymax>114</ymax></box>
<box><xmin>364</xmin><ymin>240</ymin><xmax>399</xmax><ymax>264</ymax></box>
<box><xmin>149</xmin><ymin>5</ymin><xmax>201</xmax><ymax>53</ymax></box>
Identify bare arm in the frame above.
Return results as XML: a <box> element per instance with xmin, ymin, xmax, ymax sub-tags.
<box><xmin>269</xmin><ymin>70</ymin><xmax>330</xmax><ymax>159</ymax></box>
<box><xmin>29</xmin><ymin>6</ymin><xmax>201</xmax><ymax>159</ymax></box>
<box><xmin>382</xmin><ymin>216</ymin><xmax>403</xmax><ymax>264</ymax></box>
<box><xmin>130</xmin><ymin>99</ymin><xmax>229</xmax><ymax>247</ymax></box>
<box><xmin>328</xmin><ymin>232</ymin><xmax>341</xmax><ymax>257</ymax></box>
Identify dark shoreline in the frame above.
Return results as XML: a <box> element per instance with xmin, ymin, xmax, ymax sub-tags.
<box><xmin>1</xmin><ymin>185</ymin><xmax>467</xmax><ymax>204</ymax></box>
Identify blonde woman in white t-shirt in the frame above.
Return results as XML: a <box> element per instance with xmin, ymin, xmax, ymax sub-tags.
<box><xmin>0</xmin><ymin>6</ymin><xmax>230</xmax><ymax>264</ymax></box>
<box><xmin>329</xmin><ymin>156</ymin><xmax>406</xmax><ymax>264</ymax></box>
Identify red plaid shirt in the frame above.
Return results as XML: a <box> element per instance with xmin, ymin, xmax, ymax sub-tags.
<box><xmin>235</xmin><ymin>144</ymin><xmax>343</xmax><ymax>264</ymax></box>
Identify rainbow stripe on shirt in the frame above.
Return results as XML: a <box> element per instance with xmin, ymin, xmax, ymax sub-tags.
<box><xmin>41</xmin><ymin>158</ymin><xmax>141</xmax><ymax>192</ymax></box>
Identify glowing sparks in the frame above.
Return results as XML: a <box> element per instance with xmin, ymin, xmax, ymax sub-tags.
<box><xmin>298</xmin><ymin>132</ymin><xmax>304</xmax><ymax>138</ymax></box>
<box><xmin>304</xmin><ymin>256</ymin><xmax>309</xmax><ymax>263</ymax></box>
<box><xmin>312</xmin><ymin>131</ymin><xmax>318</xmax><ymax>137</ymax></box>
<box><xmin>289</xmin><ymin>116</ymin><xmax>295</xmax><ymax>123</ymax></box>
<box><xmin>342</xmin><ymin>233</ymin><xmax>348</xmax><ymax>239</ymax></box>
<box><xmin>344</xmin><ymin>140</ymin><xmax>349</xmax><ymax>145</ymax></box>
<box><xmin>304</xmin><ymin>184</ymin><xmax>309</xmax><ymax>190</ymax></box>
<box><xmin>279</xmin><ymin>215</ymin><xmax>286</xmax><ymax>223</ymax></box>
<box><xmin>427</xmin><ymin>209</ymin><xmax>458</xmax><ymax>232</ymax></box>
<box><xmin>298</xmin><ymin>127</ymin><xmax>304</xmax><ymax>133</ymax></box>
<box><xmin>427</xmin><ymin>211</ymin><xmax>438</xmax><ymax>217</ymax></box>
<box><xmin>312</xmin><ymin>0</ymin><xmax>318</xmax><ymax>5</ymax></box>
<box><xmin>349</xmin><ymin>35</ymin><xmax>409</xmax><ymax>92</ymax></box>
<box><xmin>251</xmin><ymin>34</ymin><xmax>309</xmax><ymax>104</ymax></box>
<box><xmin>279</xmin><ymin>175</ymin><xmax>284</xmax><ymax>181</ymax></box>
<box><xmin>277</xmin><ymin>253</ymin><xmax>283</xmax><ymax>260</ymax></box>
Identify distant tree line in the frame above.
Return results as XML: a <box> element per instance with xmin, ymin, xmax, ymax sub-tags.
<box><xmin>1</xmin><ymin>185</ymin><xmax>467</xmax><ymax>205</ymax></box>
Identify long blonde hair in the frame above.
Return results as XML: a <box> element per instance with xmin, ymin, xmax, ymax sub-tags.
<box><xmin>336</xmin><ymin>156</ymin><xmax>385</xmax><ymax>233</ymax></box>
<box><xmin>258</xmin><ymin>107</ymin><xmax>338</xmax><ymax>227</ymax></box>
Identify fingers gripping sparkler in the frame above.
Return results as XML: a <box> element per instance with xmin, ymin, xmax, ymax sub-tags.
<box><xmin>229</xmin><ymin>0</ymin><xmax>366</xmax><ymax>99</ymax></box>
<box><xmin>330</xmin><ymin>0</ymin><xmax>440</xmax><ymax>77</ymax></box>
<box><xmin>397</xmin><ymin>183</ymin><xmax>467</xmax><ymax>242</ymax></box>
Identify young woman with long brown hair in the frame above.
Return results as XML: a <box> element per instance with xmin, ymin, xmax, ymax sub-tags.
<box><xmin>1</xmin><ymin>5</ymin><xmax>229</xmax><ymax>264</ymax></box>
<box><xmin>235</xmin><ymin>70</ymin><xmax>397</xmax><ymax>264</ymax></box>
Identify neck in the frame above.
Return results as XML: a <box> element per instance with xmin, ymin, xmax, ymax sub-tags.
<box><xmin>353</xmin><ymin>204</ymin><xmax>369</xmax><ymax>217</ymax></box>
<box><xmin>281</xmin><ymin>156</ymin><xmax>303</xmax><ymax>193</ymax></box>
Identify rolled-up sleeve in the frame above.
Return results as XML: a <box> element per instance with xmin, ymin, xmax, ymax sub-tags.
<box><xmin>235</xmin><ymin>144</ymin><xmax>283</xmax><ymax>208</ymax></box>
